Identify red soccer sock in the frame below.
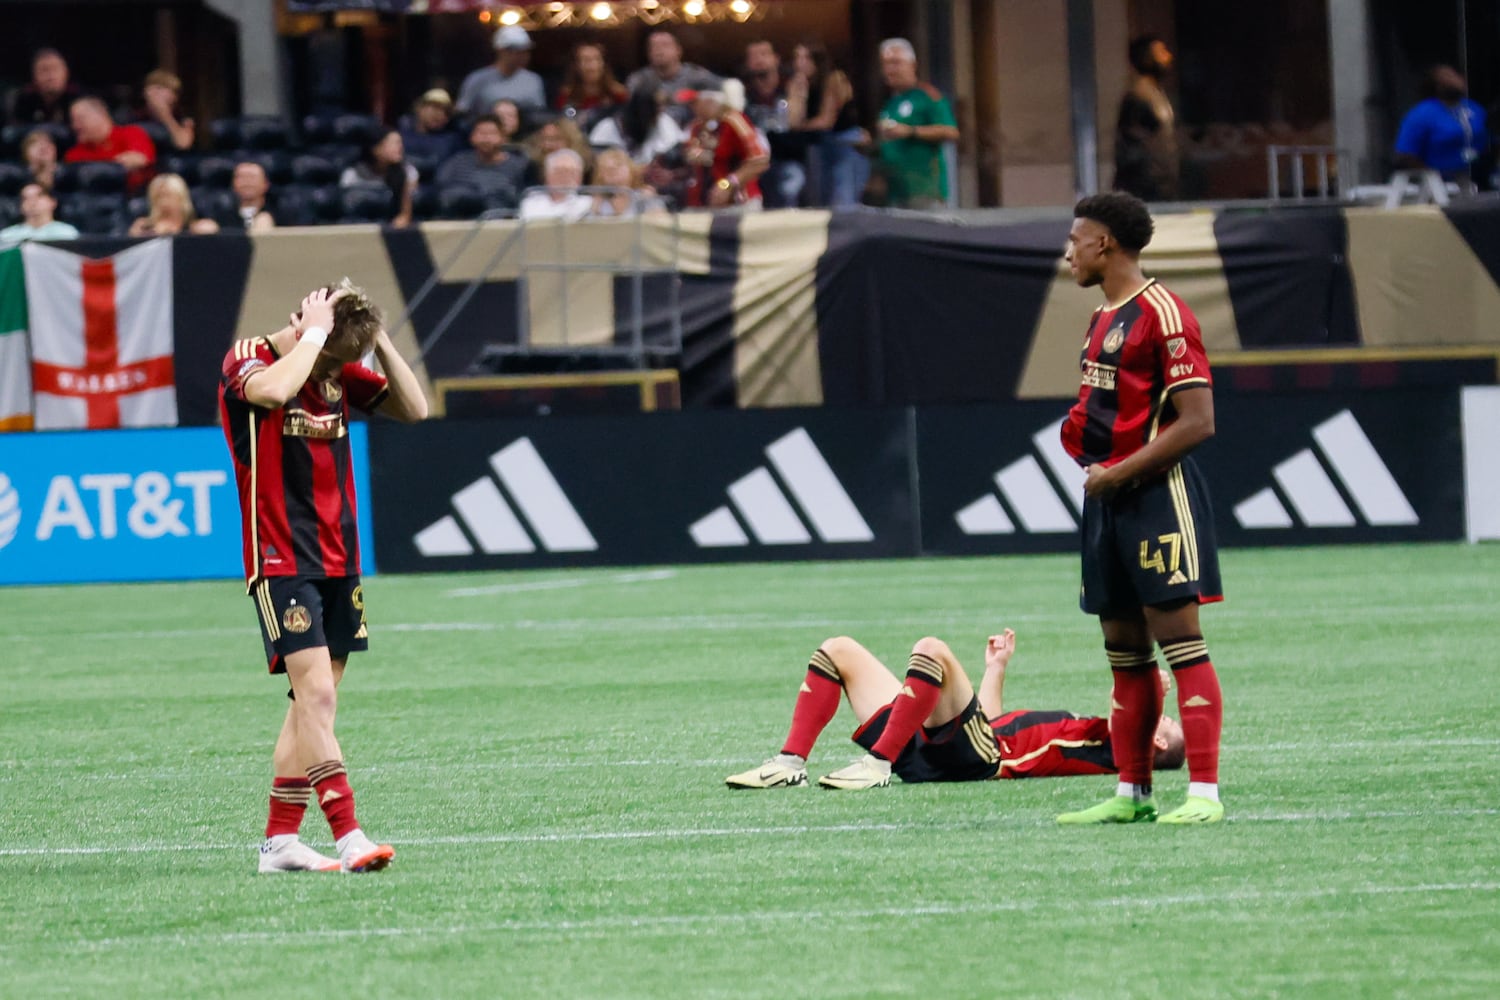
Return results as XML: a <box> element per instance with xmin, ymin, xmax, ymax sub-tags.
<box><xmin>264</xmin><ymin>777</ymin><xmax>311</xmax><ymax>838</ymax></box>
<box><xmin>307</xmin><ymin>760</ymin><xmax>360</xmax><ymax>842</ymax></box>
<box><xmin>781</xmin><ymin>648</ymin><xmax>844</xmax><ymax>759</ymax></box>
<box><xmin>1162</xmin><ymin>636</ymin><xmax>1222</xmax><ymax>784</ymax></box>
<box><xmin>869</xmin><ymin>651</ymin><xmax>944</xmax><ymax>763</ymax></box>
<box><xmin>1106</xmin><ymin>645</ymin><xmax>1161</xmax><ymax>789</ymax></box>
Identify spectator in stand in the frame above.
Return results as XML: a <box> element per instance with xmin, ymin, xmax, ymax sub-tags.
<box><xmin>740</xmin><ymin>39</ymin><xmax>804</xmax><ymax>209</ymax></box>
<box><xmin>20</xmin><ymin>128</ymin><xmax>61</xmax><ymax>193</ymax></box>
<box><xmin>556</xmin><ymin>42</ymin><xmax>628</xmax><ymax>133</ymax></box>
<box><xmin>590</xmin><ymin>86</ymin><xmax>687</xmax><ymax>166</ymax></box>
<box><xmin>874</xmin><ymin>38</ymin><xmax>959</xmax><ymax>210</ymax></box>
<box><xmin>66</xmin><ymin>96</ymin><xmax>157</xmax><ymax>194</ymax></box>
<box><xmin>1114</xmin><ymin>35</ymin><xmax>1180</xmax><ymax>201</ymax></box>
<box><xmin>518</xmin><ymin>149</ymin><xmax>594</xmax><ymax>221</ymax></box>
<box><xmin>435</xmin><ymin>113</ymin><xmax>529</xmax><ymax>208</ymax></box>
<box><xmin>625</xmin><ymin>30</ymin><xmax>721</xmax><ymax>124</ymax></box>
<box><xmin>9</xmin><ymin>48</ymin><xmax>81</xmax><ymax>126</ymax></box>
<box><xmin>1394</xmin><ymin>64</ymin><xmax>1492</xmax><ymax>190</ymax></box>
<box><xmin>682</xmin><ymin>83</ymin><xmax>769</xmax><ymax>210</ymax></box>
<box><xmin>128</xmin><ymin>172</ymin><xmax>218</xmax><ymax>236</ymax></box>
<box><xmin>523</xmin><ymin>117</ymin><xmax>592</xmax><ymax>188</ymax></box>
<box><xmin>231</xmin><ymin>160</ymin><xmax>276</xmax><ymax>232</ymax></box>
<box><xmin>490</xmin><ymin>98</ymin><xmax>527</xmax><ymax>147</ymax></box>
<box><xmin>456</xmin><ymin>26</ymin><xmax>546</xmax><ymax>117</ymax></box>
<box><xmin>0</xmin><ymin>183</ymin><xmax>79</xmax><ymax>249</ymax></box>
<box><xmin>399</xmin><ymin>88</ymin><xmax>464</xmax><ymax>163</ymax></box>
<box><xmin>135</xmin><ymin>69</ymin><xmax>195</xmax><ymax>151</ymax></box>
<box><xmin>590</xmin><ymin>147</ymin><xmax>667</xmax><ymax>217</ymax></box>
<box><xmin>789</xmin><ymin>41</ymin><xmax>868</xmax><ymax>209</ymax></box>
<box><xmin>341</xmin><ymin>128</ymin><xmax>418</xmax><ymax>228</ymax></box>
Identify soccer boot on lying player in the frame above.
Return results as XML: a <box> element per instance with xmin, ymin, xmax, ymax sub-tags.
<box><xmin>817</xmin><ymin>753</ymin><xmax>893</xmax><ymax>790</ymax></box>
<box><xmin>1056</xmin><ymin>794</ymin><xmax>1158</xmax><ymax>825</ymax></box>
<box><xmin>337</xmin><ymin>829</ymin><xmax>396</xmax><ymax>872</ymax></box>
<box><xmin>258</xmin><ymin>834</ymin><xmax>342</xmax><ymax>873</ymax></box>
<box><xmin>725</xmin><ymin>753</ymin><xmax>809</xmax><ymax>789</ymax></box>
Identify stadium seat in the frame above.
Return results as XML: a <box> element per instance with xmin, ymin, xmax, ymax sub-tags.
<box><xmin>73</xmin><ymin>161</ymin><xmax>129</xmax><ymax>195</ymax></box>
<box><xmin>407</xmin><ymin>152</ymin><xmax>443</xmax><ymax>184</ymax></box>
<box><xmin>436</xmin><ymin>184</ymin><xmax>484</xmax><ymax>220</ymax></box>
<box><xmin>57</xmin><ymin>193</ymin><xmax>128</xmax><ymax>236</ymax></box>
<box><xmin>0</xmin><ymin>196</ymin><xmax>18</xmax><ymax>228</ymax></box>
<box><xmin>310</xmin><ymin>185</ymin><xmax>343</xmax><ymax>223</ymax></box>
<box><xmin>208</xmin><ymin>117</ymin><xmax>242</xmax><ymax>151</ymax></box>
<box><xmin>195</xmin><ymin>156</ymin><xmax>237</xmax><ymax>189</ymax></box>
<box><xmin>290</xmin><ymin>154</ymin><xmax>340</xmax><ymax>187</ymax></box>
<box><xmin>191</xmin><ymin>187</ymin><xmax>239</xmax><ymax>228</ymax></box>
<box><xmin>161</xmin><ymin>152</ymin><xmax>200</xmax><ymax>185</ymax></box>
<box><xmin>338</xmin><ymin>183</ymin><xmax>394</xmax><ymax>223</ymax></box>
<box><xmin>0</xmin><ymin>163</ymin><xmax>31</xmax><ymax>196</ymax></box>
<box><xmin>270</xmin><ymin>184</ymin><xmax>318</xmax><ymax>227</ymax></box>
<box><xmin>411</xmin><ymin>184</ymin><xmax>439</xmax><ymax>221</ymax></box>
<box><xmin>1</xmin><ymin>121</ymin><xmax>73</xmax><ymax>158</ymax></box>
<box><xmin>239</xmin><ymin>116</ymin><xmax>291</xmax><ymax>151</ymax></box>
<box><xmin>237</xmin><ymin>150</ymin><xmax>294</xmax><ymax>186</ymax></box>
<box><xmin>331</xmin><ymin>114</ymin><xmax>382</xmax><ymax>148</ymax></box>
<box><xmin>136</xmin><ymin>120</ymin><xmax>173</xmax><ymax>153</ymax></box>
<box><xmin>307</xmin><ymin>143</ymin><xmax>362</xmax><ymax>170</ymax></box>
<box><xmin>300</xmin><ymin>113</ymin><xmax>338</xmax><ymax>146</ymax></box>
<box><xmin>126</xmin><ymin>195</ymin><xmax>148</xmax><ymax>220</ymax></box>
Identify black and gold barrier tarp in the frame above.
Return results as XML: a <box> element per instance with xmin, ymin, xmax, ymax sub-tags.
<box><xmin>79</xmin><ymin>201</ymin><xmax>1500</xmax><ymax>426</ymax></box>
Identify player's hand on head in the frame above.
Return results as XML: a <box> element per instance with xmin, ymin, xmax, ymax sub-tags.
<box><xmin>295</xmin><ymin>286</ymin><xmax>346</xmax><ymax>340</ymax></box>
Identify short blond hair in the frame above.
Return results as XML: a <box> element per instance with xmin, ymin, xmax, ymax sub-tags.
<box><xmin>146</xmin><ymin>173</ymin><xmax>196</xmax><ymax>226</ymax></box>
<box><xmin>326</xmin><ymin>277</ymin><xmax>383</xmax><ymax>355</ymax></box>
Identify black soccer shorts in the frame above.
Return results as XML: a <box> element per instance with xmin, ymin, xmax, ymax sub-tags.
<box><xmin>853</xmin><ymin>695</ymin><xmax>1001</xmax><ymax>783</ymax></box>
<box><xmin>1079</xmin><ymin>455</ymin><xmax>1223</xmax><ymax>617</ymax></box>
<box><xmin>250</xmin><ymin>575</ymin><xmax>369</xmax><ymax>674</ymax></box>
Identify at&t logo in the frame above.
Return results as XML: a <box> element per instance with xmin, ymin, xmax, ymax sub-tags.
<box><xmin>0</xmin><ymin>473</ymin><xmax>18</xmax><ymax>552</ymax></box>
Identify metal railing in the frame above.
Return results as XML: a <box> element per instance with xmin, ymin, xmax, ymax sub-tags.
<box><xmin>1266</xmin><ymin>145</ymin><xmax>1345</xmax><ymax>201</ymax></box>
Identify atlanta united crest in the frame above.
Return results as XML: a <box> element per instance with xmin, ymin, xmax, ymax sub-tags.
<box><xmin>321</xmin><ymin>380</ymin><xmax>343</xmax><ymax>403</ymax></box>
<box><xmin>283</xmin><ymin>604</ymin><xmax>312</xmax><ymax>634</ymax></box>
<box><xmin>1102</xmin><ymin>324</ymin><xmax>1126</xmax><ymax>353</ymax></box>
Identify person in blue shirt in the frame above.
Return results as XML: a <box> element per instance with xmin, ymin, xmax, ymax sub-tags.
<box><xmin>1394</xmin><ymin>65</ymin><xmax>1491</xmax><ymax>184</ymax></box>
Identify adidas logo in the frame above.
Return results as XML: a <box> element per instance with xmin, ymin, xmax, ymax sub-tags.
<box><xmin>1234</xmin><ymin>411</ymin><xmax>1418</xmax><ymax>529</ymax></box>
<box><xmin>689</xmin><ymin>428</ymin><xmax>873</xmax><ymax>547</ymax></box>
<box><xmin>414</xmin><ymin>437</ymin><xmax>598</xmax><ymax>556</ymax></box>
<box><xmin>954</xmin><ymin>419</ymin><xmax>1085</xmax><ymax>535</ymax></box>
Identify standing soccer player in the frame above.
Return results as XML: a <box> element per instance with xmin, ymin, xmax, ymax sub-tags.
<box><xmin>219</xmin><ymin>281</ymin><xmax>428</xmax><ymax>871</ymax></box>
<box><xmin>1056</xmin><ymin>193</ymin><xmax>1225</xmax><ymax>825</ymax></box>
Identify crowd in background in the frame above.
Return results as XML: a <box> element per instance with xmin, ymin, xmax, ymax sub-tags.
<box><xmin>0</xmin><ymin>27</ymin><xmax>962</xmax><ymax>246</ymax></box>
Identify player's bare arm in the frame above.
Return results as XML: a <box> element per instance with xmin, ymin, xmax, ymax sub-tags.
<box><xmin>977</xmin><ymin>629</ymin><xmax>1016</xmax><ymax>720</ymax></box>
<box><xmin>1083</xmin><ymin>386</ymin><xmax>1214</xmax><ymax>498</ymax></box>
<box><xmin>370</xmin><ymin>329</ymin><xmax>429</xmax><ymax>423</ymax></box>
<box><xmin>241</xmin><ymin>288</ymin><xmax>346</xmax><ymax>409</ymax></box>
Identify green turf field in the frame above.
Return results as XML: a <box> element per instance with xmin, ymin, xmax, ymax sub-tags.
<box><xmin>2</xmin><ymin>544</ymin><xmax>1497</xmax><ymax>999</ymax></box>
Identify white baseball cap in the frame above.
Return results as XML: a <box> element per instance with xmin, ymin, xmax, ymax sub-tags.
<box><xmin>494</xmin><ymin>26</ymin><xmax>534</xmax><ymax>51</ymax></box>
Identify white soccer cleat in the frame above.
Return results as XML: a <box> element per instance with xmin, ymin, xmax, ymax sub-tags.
<box><xmin>257</xmin><ymin>835</ymin><xmax>341</xmax><ymax>873</ymax></box>
<box><xmin>337</xmin><ymin>829</ymin><xmax>395</xmax><ymax>873</ymax></box>
<box><xmin>725</xmin><ymin>754</ymin><xmax>809</xmax><ymax>789</ymax></box>
<box><xmin>817</xmin><ymin>753</ymin><xmax>893</xmax><ymax>790</ymax></box>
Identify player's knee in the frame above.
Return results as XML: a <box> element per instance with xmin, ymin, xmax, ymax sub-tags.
<box><xmin>293</xmin><ymin>680</ymin><xmax>337</xmax><ymax>720</ymax></box>
<box><xmin>911</xmin><ymin>635</ymin><xmax>953</xmax><ymax>664</ymax></box>
<box><xmin>821</xmin><ymin>635</ymin><xmax>860</xmax><ymax>662</ymax></box>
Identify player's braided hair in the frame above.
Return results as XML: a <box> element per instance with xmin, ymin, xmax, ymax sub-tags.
<box><xmin>1074</xmin><ymin>192</ymin><xmax>1155</xmax><ymax>253</ymax></box>
<box><xmin>325</xmin><ymin>277</ymin><xmax>382</xmax><ymax>355</ymax></box>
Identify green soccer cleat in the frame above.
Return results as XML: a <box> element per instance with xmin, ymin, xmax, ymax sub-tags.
<box><xmin>1157</xmin><ymin>796</ymin><xmax>1225</xmax><ymax>825</ymax></box>
<box><xmin>817</xmin><ymin>753</ymin><xmax>892</xmax><ymax>790</ymax></box>
<box><xmin>1056</xmin><ymin>795</ymin><xmax>1158</xmax><ymax>825</ymax></box>
<box><xmin>725</xmin><ymin>754</ymin><xmax>809</xmax><ymax>789</ymax></box>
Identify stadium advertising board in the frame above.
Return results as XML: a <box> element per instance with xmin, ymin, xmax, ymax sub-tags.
<box><xmin>0</xmin><ymin>425</ymin><xmax>375</xmax><ymax>585</ymax></box>
<box><xmin>916</xmin><ymin>390</ymin><xmax>1465</xmax><ymax>556</ymax></box>
<box><xmin>1462</xmin><ymin>386</ymin><xmax>1500</xmax><ymax>542</ymax></box>
<box><xmin>368</xmin><ymin>408</ymin><xmax>916</xmax><ymax>573</ymax></box>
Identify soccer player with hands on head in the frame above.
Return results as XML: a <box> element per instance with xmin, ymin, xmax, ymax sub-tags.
<box><xmin>726</xmin><ymin>628</ymin><xmax>1184</xmax><ymax>791</ymax></box>
<box><xmin>1057</xmin><ymin>192</ymin><xmax>1225</xmax><ymax>825</ymax></box>
<box><xmin>218</xmin><ymin>280</ymin><xmax>428</xmax><ymax>873</ymax></box>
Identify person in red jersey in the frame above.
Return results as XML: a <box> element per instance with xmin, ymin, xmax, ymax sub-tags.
<box><xmin>725</xmin><ymin>629</ymin><xmax>1184</xmax><ymax>790</ymax></box>
<box><xmin>682</xmin><ymin>86</ymin><xmax>769</xmax><ymax>209</ymax></box>
<box><xmin>1056</xmin><ymin>192</ymin><xmax>1225</xmax><ymax>826</ymax></box>
<box><xmin>219</xmin><ymin>281</ymin><xmax>428</xmax><ymax>872</ymax></box>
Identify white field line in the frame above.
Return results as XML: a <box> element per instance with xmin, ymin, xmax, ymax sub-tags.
<box><xmin>443</xmin><ymin>568</ymin><xmax>678</xmax><ymax>598</ymax></box>
<box><xmin>3</xmin><ymin>809</ymin><xmax>1496</xmax><ymax>858</ymax></box>
<box><xmin>17</xmin><ymin>882</ymin><xmax>1500</xmax><ymax>952</ymax></box>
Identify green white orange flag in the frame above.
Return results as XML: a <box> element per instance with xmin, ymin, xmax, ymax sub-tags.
<box><xmin>0</xmin><ymin>246</ymin><xmax>32</xmax><ymax>431</ymax></box>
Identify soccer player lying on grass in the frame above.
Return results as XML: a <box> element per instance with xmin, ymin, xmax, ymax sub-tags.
<box><xmin>725</xmin><ymin>629</ymin><xmax>1183</xmax><ymax>790</ymax></box>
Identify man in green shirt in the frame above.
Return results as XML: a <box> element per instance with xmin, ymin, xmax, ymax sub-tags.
<box><xmin>876</xmin><ymin>38</ymin><xmax>960</xmax><ymax>209</ymax></box>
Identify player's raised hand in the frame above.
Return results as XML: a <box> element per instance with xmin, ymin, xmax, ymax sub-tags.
<box><xmin>985</xmin><ymin>628</ymin><xmax>1016</xmax><ymax>671</ymax></box>
<box><xmin>294</xmin><ymin>286</ymin><xmax>347</xmax><ymax>340</ymax></box>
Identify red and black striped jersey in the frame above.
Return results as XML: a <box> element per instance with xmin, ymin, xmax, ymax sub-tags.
<box><xmin>219</xmin><ymin>336</ymin><xmax>388</xmax><ymax>588</ymax></box>
<box><xmin>1060</xmin><ymin>279</ymin><xmax>1211</xmax><ymax>468</ymax></box>
<box><xmin>991</xmin><ymin>710</ymin><xmax>1116</xmax><ymax>778</ymax></box>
